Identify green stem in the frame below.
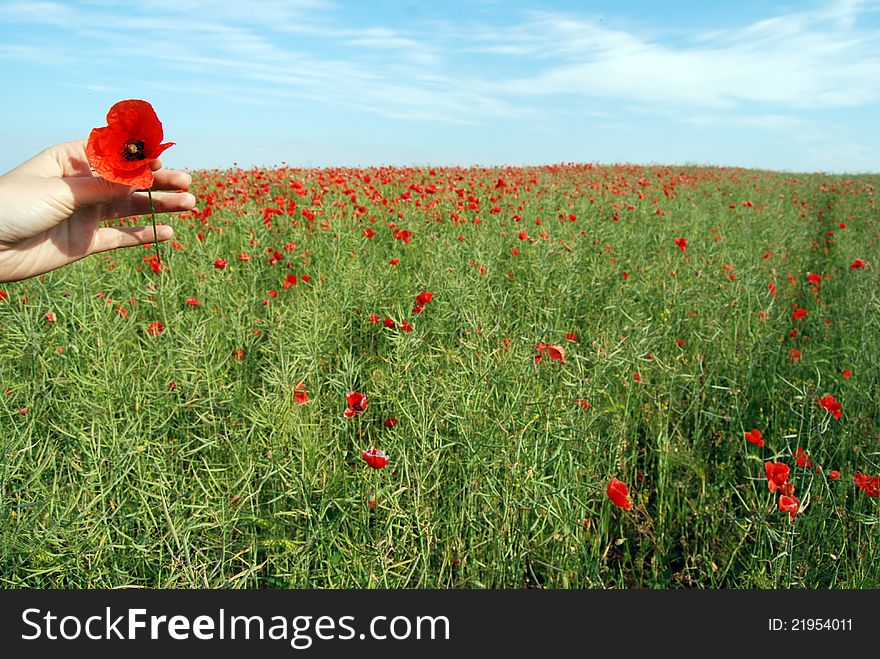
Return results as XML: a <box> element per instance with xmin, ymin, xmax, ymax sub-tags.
<box><xmin>148</xmin><ymin>189</ymin><xmax>161</xmax><ymax>267</ymax></box>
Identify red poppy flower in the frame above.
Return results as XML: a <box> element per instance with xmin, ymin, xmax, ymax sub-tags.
<box><xmin>184</xmin><ymin>298</ymin><xmax>200</xmax><ymax>306</ymax></box>
<box><xmin>384</xmin><ymin>417</ymin><xmax>398</xmax><ymax>428</ymax></box>
<box><xmin>744</xmin><ymin>429</ymin><xmax>764</xmax><ymax>447</ymax></box>
<box><xmin>383</xmin><ymin>317</ymin><xmax>395</xmax><ymax>329</ymax></box>
<box><xmin>86</xmin><ymin>100</ymin><xmax>174</xmax><ymax>189</ymax></box>
<box><xmin>850</xmin><ymin>259</ymin><xmax>866</xmax><ymax>270</ymax></box>
<box><xmin>344</xmin><ymin>391</ymin><xmax>367</xmax><ymax>418</ymax></box>
<box><xmin>828</xmin><ymin>470</ymin><xmax>840</xmax><ymax>481</ymax></box>
<box><xmin>362</xmin><ymin>446</ymin><xmax>389</xmax><ymax>469</ymax></box>
<box><xmin>674</xmin><ymin>237</ymin><xmax>688</xmax><ymax>254</ymax></box>
<box><xmin>817</xmin><ymin>394</ymin><xmax>842</xmax><ymax>419</ymax></box>
<box><xmin>791</xmin><ymin>307</ymin><xmax>808</xmax><ymax>320</ymax></box>
<box><xmin>282</xmin><ymin>274</ymin><xmax>298</xmax><ymax>289</ymax></box>
<box><xmin>764</xmin><ymin>462</ymin><xmax>791</xmax><ymax>493</ymax></box>
<box><xmin>606</xmin><ymin>477</ymin><xmax>633</xmax><ymax>510</ymax></box>
<box><xmin>369</xmin><ymin>314</ymin><xmax>380</xmax><ymax>325</ymax></box>
<box><xmin>794</xmin><ymin>447</ymin><xmax>812</xmax><ymax>469</ymax></box>
<box><xmin>854</xmin><ymin>472</ymin><xmax>880</xmax><ymax>497</ymax></box>
<box><xmin>535</xmin><ymin>342</ymin><xmax>566</xmax><ymax>364</ymax></box>
<box><xmin>45</xmin><ymin>311</ymin><xmax>56</xmax><ymax>323</ymax></box>
<box><xmin>214</xmin><ymin>258</ymin><xmax>227</xmax><ymax>270</ymax></box>
<box><xmin>147</xmin><ymin>321</ymin><xmax>164</xmax><ymax>336</ymax></box>
<box><xmin>293</xmin><ymin>382</ymin><xmax>309</xmax><ymax>404</ymax></box>
<box><xmin>778</xmin><ymin>494</ymin><xmax>801</xmax><ymax>521</ymax></box>
<box><xmin>415</xmin><ymin>291</ymin><xmax>433</xmax><ymax>307</ymax></box>
<box><xmin>842</xmin><ymin>369</ymin><xmax>852</xmax><ymax>379</ymax></box>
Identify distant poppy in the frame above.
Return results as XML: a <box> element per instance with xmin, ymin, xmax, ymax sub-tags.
<box><xmin>147</xmin><ymin>321</ymin><xmax>164</xmax><ymax>336</ymax></box>
<box><xmin>764</xmin><ymin>462</ymin><xmax>790</xmax><ymax>493</ymax></box>
<box><xmin>794</xmin><ymin>447</ymin><xmax>812</xmax><ymax>469</ymax></box>
<box><xmin>383</xmin><ymin>317</ymin><xmax>395</xmax><ymax>329</ymax></box>
<box><xmin>535</xmin><ymin>343</ymin><xmax>566</xmax><ymax>365</ymax></box>
<box><xmin>842</xmin><ymin>369</ymin><xmax>852</xmax><ymax>379</ymax></box>
<box><xmin>213</xmin><ymin>258</ymin><xmax>227</xmax><ymax>270</ymax></box>
<box><xmin>283</xmin><ymin>274</ymin><xmax>298</xmax><ymax>289</ymax></box>
<box><xmin>45</xmin><ymin>311</ymin><xmax>56</xmax><ymax>323</ymax></box>
<box><xmin>817</xmin><ymin>394</ymin><xmax>842</xmax><ymax>419</ymax></box>
<box><xmin>606</xmin><ymin>477</ymin><xmax>633</xmax><ymax>510</ymax></box>
<box><xmin>232</xmin><ymin>349</ymin><xmax>244</xmax><ymax>360</ymax></box>
<box><xmin>850</xmin><ymin>259</ymin><xmax>866</xmax><ymax>270</ymax></box>
<box><xmin>854</xmin><ymin>472</ymin><xmax>879</xmax><ymax>497</ymax></box>
<box><xmin>344</xmin><ymin>391</ymin><xmax>367</xmax><ymax>418</ymax></box>
<box><xmin>384</xmin><ymin>417</ymin><xmax>398</xmax><ymax>428</ymax></box>
<box><xmin>744</xmin><ymin>429</ymin><xmax>764</xmax><ymax>447</ymax></box>
<box><xmin>184</xmin><ymin>298</ymin><xmax>200</xmax><ymax>306</ymax></box>
<box><xmin>86</xmin><ymin>99</ymin><xmax>174</xmax><ymax>189</ymax></box>
<box><xmin>362</xmin><ymin>445</ymin><xmax>389</xmax><ymax>469</ymax></box>
<box><xmin>674</xmin><ymin>237</ymin><xmax>688</xmax><ymax>254</ymax></box>
<box><xmin>778</xmin><ymin>494</ymin><xmax>801</xmax><ymax>521</ymax></box>
<box><xmin>828</xmin><ymin>470</ymin><xmax>840</xmax><ymax>481</ymax></box>
<box><xmin>293</xmin><ymin>382</ymin><xmax>309</xmax><ymax>404</ymax></box>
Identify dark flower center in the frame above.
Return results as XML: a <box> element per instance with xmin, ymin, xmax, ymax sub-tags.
<box><xmin>123</xmin><ymin>140</ymin><xmax>146</xmax><ymax>161</ymax></box>
<box><xmin>352</xmin><ymin>401</ymin><xmax>363</xmax><ymax>411</ymax></box>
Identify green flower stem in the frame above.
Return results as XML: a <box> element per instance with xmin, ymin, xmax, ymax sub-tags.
<box><xmin>148</xmin><ymin>188</ymin><xmax>161</xmax><ymax>267</ymax></box>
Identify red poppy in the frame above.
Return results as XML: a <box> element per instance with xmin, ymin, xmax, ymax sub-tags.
<box><xmin>817</xmin><ymin>394</ymin><xmax>842</xmax><ymax>419</ymax></box>
<box><xmin>850</xmin><ymin>259</ymin><xmax>866</xmax><ymax>270</ymax></box>
<box><xmin>794</xmin><ymin>447</ymin><xmax>812</xmax><ymax>469</ymax></box>
<box><xmin>214</xmin><ymin>258</ymin><xmax>227</xmax><ymax>270</ymax></box>
<box><xmin>842</xmin><ymin>369</ymin><xmax>852</xmax><ymax>379</ymax></box>
<box><xmin>764</xmin><ymin>462</ymin><xmax>790</xmax><ymax>493</ymax></box>
<box><xmin>674</xmin><ymin>237</ymin><xmax>688</xmax><ymax>254</ymax></box>
<box><xmin>383</xmin><ymin>317</ymin><xmax>395</xmax><ymax>329</ymax></box>
<box><xmin>282</xmin><ymin>274</ymin><xmax>298</xmax><ymax>289</ymax></box>
<box><xmin>606</xmin><ymin>477</ymin><xmax>633</xmax><ymax>510</ymax></box>
<box><xmin>791</xmin><ymin>307</ymin><xmax>808</xmax><ymax>320</ymax></box>
<box><xmin>184</xmin><ymin>298</ymin><xmax>200</xmax><ymax>306</ymax></box>
<box><xmin>147</xmin><ymin>321</ymin><xmax>164</xmax><ymax>336</ymax></box>
<box><xmin>86</xmin><ymin>100</ymin><xmax>174</xmax><ymax>189</ymax></box>
<box><xmin>633</xmin><ymin>372</ymin><xmax>641</xmax><ymax>383</ymax></box>
<box><xmin>854</xmin><ymin>472</ymin><xmax>879</xmax><ymax>497</ymax></box>
<box><xmin>344</xmin><ymin>391</ymin><xmax>367</xmax><ymax>418</ymax></box>
<box><xmin>45</xmin><ymin>311</ymin><xmax>56</xmax><ymax>323</ymax></box>
<box><xmin>369</xmin><ymin>314</ymin><xmax>380</xmax><ymax>324</ymax></box>
<box><xmin>828</xmin><ymin>470</ymin><xmax>840</xmax><ymax>481</ymax></box>
<box><xmin>744</xmin><ymin>429</ymin><xmax>764</xmax><ymax>447</ymax></box>
<box><xmin>778</xmin><ymin>494</ymin><xmax>801</xmax><ymax>521</ymax></box>
<box><xmin>384</xmin><ymin>417</ymin><xmax>398</xmax><ymax>428</ymax></box>
<box><xmin>535</xmin><ymin>342</ymin><xmax>566</xmax><ymax>365</ymax></box>
<box><xmin>293</xmin><ymin>382</ymin><xmax>309</xmax><ymax>404</ymax></box>
<box><xmin>415</xmin><ymin>291</ymin><xmax>433</xmax><ymax>307</ymax></box>
<box><xmin>401</xmin><ymin>320</ymin><xmax>414</xmax><ymax>332</ymax></box>
<box><xmin>362</xmin><ymin>446</ymin><xmax>389</xmax><ymax>469</ymax></box>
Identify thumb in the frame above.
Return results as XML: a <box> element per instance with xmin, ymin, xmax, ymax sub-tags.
<box><xmin>63</xmin><ymin>175</ymin><xmax>135</xmax><ymax>210</ymax></box>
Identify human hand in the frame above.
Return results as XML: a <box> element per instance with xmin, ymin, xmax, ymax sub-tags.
<box><xmin>0</xmin><ymin>140</ymin><xmax>195</xmax><ymax>282</ymax></box>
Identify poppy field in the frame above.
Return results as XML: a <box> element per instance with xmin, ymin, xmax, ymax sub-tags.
<box><xmin>1</xmin><ymin>162</ymin><xmax>879</xmax><ymax>588</ymax></box>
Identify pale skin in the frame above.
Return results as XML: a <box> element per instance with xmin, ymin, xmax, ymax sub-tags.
<box><xmin>0</xmin><ymin>140</ymin><xmax>196</xmax><ymax>282</ymax></box>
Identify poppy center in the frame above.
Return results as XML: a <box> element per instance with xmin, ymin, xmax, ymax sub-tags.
<box><xmin>123</xmin><ymin>140</ymin><xmax>146</xmax><ymax>161</ymax></box>
<box><xmin>353</xmin><ymin>402</ymin><xmax>364</xmax><ymax>411</ymax></box>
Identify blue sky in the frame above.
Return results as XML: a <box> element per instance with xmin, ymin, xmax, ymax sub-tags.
<box><xmin>1</xmin><ymin>0</ymin><xmax>879</xmax><ymax>173</ymax></box>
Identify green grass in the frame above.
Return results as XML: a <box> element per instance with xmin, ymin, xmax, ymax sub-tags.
<box><xmin>1</xmin><ymin>164</ymin><xmax>878</xmax><ymax>588</ymax></box>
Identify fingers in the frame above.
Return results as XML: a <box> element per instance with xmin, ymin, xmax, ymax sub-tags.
<box><xmin>64</xmin><ymin>175</ymin><xmax>135</xmax><ymax>210</ymax></box>
<box><xmin>91</xmin><ymin>224</ymin><xmax>174</xmax><ymax>254</ymax></box>
<box><xmin>151</xmin><ymin>167</ymin><xmax>192</xmax><ymax>191</ymax></box>
<box><xmin>104</xmin><ymin>190</ymin><xmax>196</xmax><ymax>220</ymax></box>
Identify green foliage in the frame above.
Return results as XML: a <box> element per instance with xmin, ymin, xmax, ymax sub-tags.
<box><xmin>1</xmin><ymin>164</ymin><xmax>878</xmax><ymax>588</ymax></box>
